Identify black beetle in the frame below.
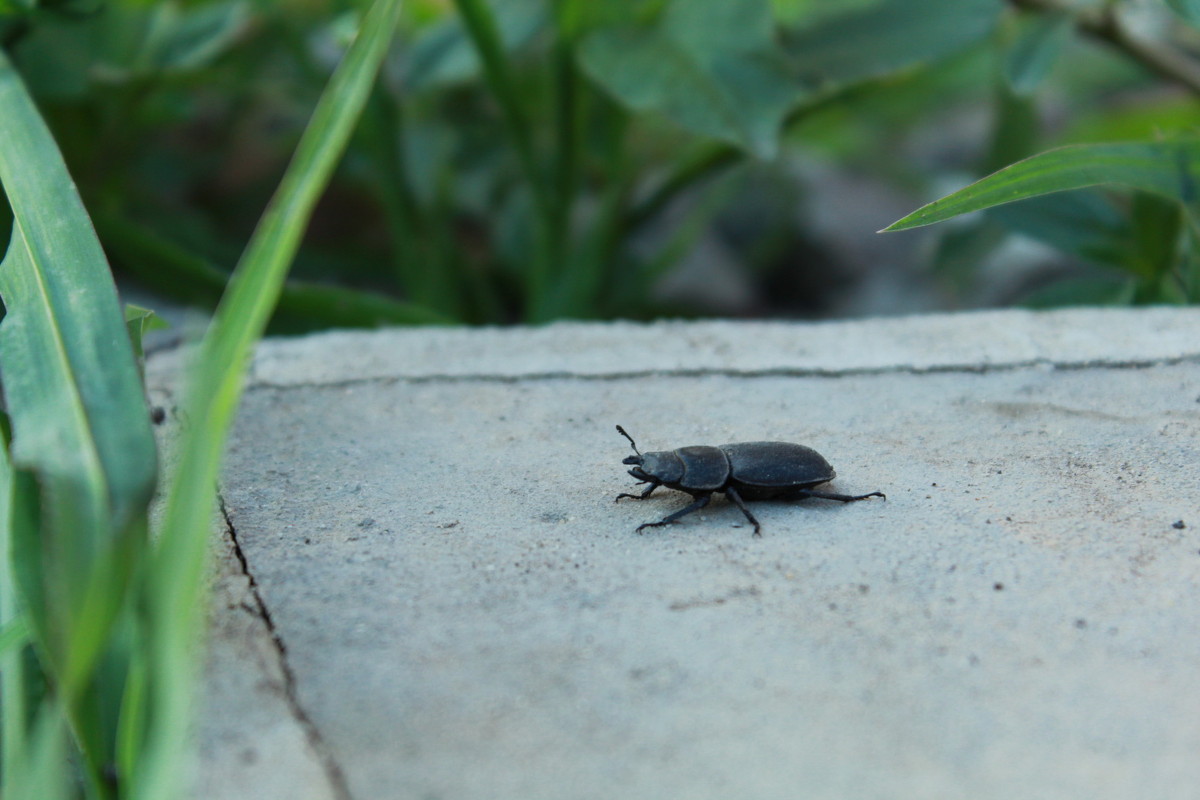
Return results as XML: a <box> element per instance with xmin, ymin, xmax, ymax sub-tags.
<box><xmin>615</xmin><ymin>425</ymin><xmax>884</xmax><ymax>536</ymax></box>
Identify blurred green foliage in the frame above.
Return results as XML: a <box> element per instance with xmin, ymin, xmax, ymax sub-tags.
<box><xmin>4</xmin><ymin>0</ymin><xmax>1200</xmax><ymax>325</ymax></box>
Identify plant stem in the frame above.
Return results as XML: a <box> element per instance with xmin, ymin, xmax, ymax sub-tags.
<box><xmin>452</xmin><ymin>0</ymin><xmax>556</xmax><ymax>317</ymax></box>
<box><xmin>360</xmin><ymin>92</ymin><xmax>424</xmax><ymax>290</ymax></box>
<box><xmin>1008</xmin><ymin>0</ymin><xmax>1200</xmax><ymax>97</ymax></box>
<box><xmin>360</xmin><ymin>91</ymin><xmax>466</xmax><ymax>316</ymax></box>
<box><xmin>627</xmin><ymin>143</ymin><xmax>740</xmax><ymax>234</ymax></box>
<box><xmin>549</xmin><ymin>37</ymin><xmax>578</xmax><ymax>305</ymax></box>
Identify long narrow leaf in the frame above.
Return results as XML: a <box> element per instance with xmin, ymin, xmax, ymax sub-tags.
<box><xmin>95</xmin><ymin>210</ymin><xmax>450</xmax><ymax>328</ymax></box>
<box><xmin>137</xmin><ymin>2</ymin><xmax>405</xmax><ymax>796</ymax></box>
<box><xmin>0</xmin><ymin>45</ymin><xmax>159</xmax><ymax>793</ymax></box>
<box><xmin>0</xmin><ymin>618</ymin><xmax>28</xmax><ymax>656</ymax></box>
<box><xmin>884</xmin><ymin>140</ymin><xmax>1200</xmax><ymax>231</ymax></box>
<box><xmin>0</xmin><ymin>49</ymin><xmax>157</xmax><ymax>533</ymax></box>
<box><xmin>0</xmin><ymin>411</ymin><xmax>28</xmax><ymax>799</ymax></box>
<box><xmin>3</xmin><ymin>704</ymin><xmax>71</xmax><ymax>800</ymax></box>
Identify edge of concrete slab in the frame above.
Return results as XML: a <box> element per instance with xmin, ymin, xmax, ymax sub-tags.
<box><xmin>148</xmin><ymin>307</ymin><xmax>1200</xmax><ymax>388</ymax></box>
<box><xmin>187</xmin><ymin>502</ymin><xmax>345</xmax><ymax>800</ymax></box>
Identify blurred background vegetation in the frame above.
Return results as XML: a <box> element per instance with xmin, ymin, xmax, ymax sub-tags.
<box><xmin>4</xmin><ymin>0</ymin><xmax>1200</xmax><ymax>331</ymax></box>
<box><xmin>3</xmin><ymin>3</ymin><xmax>1200</xmax><ymax>797</ymax></box>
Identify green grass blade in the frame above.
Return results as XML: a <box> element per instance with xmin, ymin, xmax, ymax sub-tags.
<box><xmin>137</xmin><ymin>1</ymin><xmax>405</xmax><ymax>796</ymax></box>
<box><xmin>115</xmin><ymin>642</ymin><xmax>149</xmax><ymax>788</ymax></box>
<box><xmin>0</xmin><ymin>412</ymin><xmax>24</xmax><ymax>797</ymax></box>
<box><xmin>274</xmin><ymin>280</ymin><xmax>451</xmax><ymax>329</ymax></box>
<box><xmin>96</xmin><ymin>211</ymin><xmax>452</xmax><ymax>328</ymax></box>
<box><xmin>0</xmin><ymin>45</ymin><xmax>159</xmax><ymax>794</ymax></box>
<box><xmin>2</xmin><ymin>703</ymin><xmax>71</xmax><ymax>800</ymax></box>
<box><xmin>0</xmin><ymin>50</ymin><xmax>158</xmax><ymax>533</ymax></box>
<box><xmin>884</xmin><ymin>140</ymin><xmax>1200</xmax><ymax>232</ymax></box>
<box><xmin>0</xmin><ymin>617</ymin><xmax>29</xmax><ymax>656</ymax></box>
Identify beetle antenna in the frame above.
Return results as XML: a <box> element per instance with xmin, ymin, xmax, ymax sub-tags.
<box><xmin>615</xmin><ymin>424</ymin><xmax>641</xmax><ymax>456</ymax></box>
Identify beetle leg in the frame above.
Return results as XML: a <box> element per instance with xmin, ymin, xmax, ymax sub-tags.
<box><xmin>635</xmin><ymin>493</ymin><xmax>710</xmax><ymax>534</ymax></box>
<box><xmin>723</xmin><ymin>485</ymin><xmax>762</xmax><ymax>537</ymax></box>
<box><xmin>616</xmin><ymin>481</ymin><xmax>660</xmax><ymax>502</ymax></box>
<box><xmin>796</xmin><ymin>489</ymin><xmax>886</xmax><ymax>503</ymax></box>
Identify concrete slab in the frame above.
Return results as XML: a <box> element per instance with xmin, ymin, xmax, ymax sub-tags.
<box><xmin>161</xmin><ymin>308</ymin><xmax>1200</xmax><ymax>800</ymax></box>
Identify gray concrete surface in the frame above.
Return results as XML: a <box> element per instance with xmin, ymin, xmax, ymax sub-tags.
<box><xmin>151</xmin><ymin>307</ymin><xmax>1200</xmax><ymax>800</ymax></box>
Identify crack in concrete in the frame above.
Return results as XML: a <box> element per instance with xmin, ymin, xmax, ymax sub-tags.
<box><xmin>241</xmin><ymin>353</ymin><xmax>1200</xmax><ymax>393</ymax></box>
<box><xmin>218</xmin><ymin>495</ymin><xmax>355</xmax><ymax>800</ymax></box>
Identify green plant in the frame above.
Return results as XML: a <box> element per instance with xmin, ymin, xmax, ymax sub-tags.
<box><xmin>0</xmin><ymin>0</ymin><xmax>1033</xmax><ymax>324</ymax></box>
<box><xmin>885</xmin><ymin>141</ymin><xmax>1200</xmax><ymax>303</ymax></box>
<box><xmin>360</xmin><ymin>0</ymin><xmax>1016</xmax><ymax>320</ymax></box>
<box><xmin>882</xmin><ymin>0</ymin><xmax>1200</xmax><ymax>305</ymax></box>
<box><xmin>10</xmin><ymin>0</ymin><xmax>1200</xmax><ymax>321</ymax></box>
<box><xmin>0</xmin><ymin>1</ymin><xmax>403</xmax><ymax>797</ymax></box>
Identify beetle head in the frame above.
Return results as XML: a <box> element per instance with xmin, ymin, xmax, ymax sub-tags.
<box><xmin>622</xmin><ymin>450</ymin><xmax>652</xmax><ymax>481</ymax></box>
<box><xmin>617</xmin><ymin>425</ymin><xmax>654</xmax><ymax>481</ymax></box>
<box><xmin>627</xmin><ymin>451</ymin><xmax>683</xmax><ymax>485</ymax></box>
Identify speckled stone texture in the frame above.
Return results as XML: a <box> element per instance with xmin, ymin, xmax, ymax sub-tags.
<box><xmin>161</xmin><ymin>308</ymin><xmax>1200</xmax><ymax>800</ymax></box>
